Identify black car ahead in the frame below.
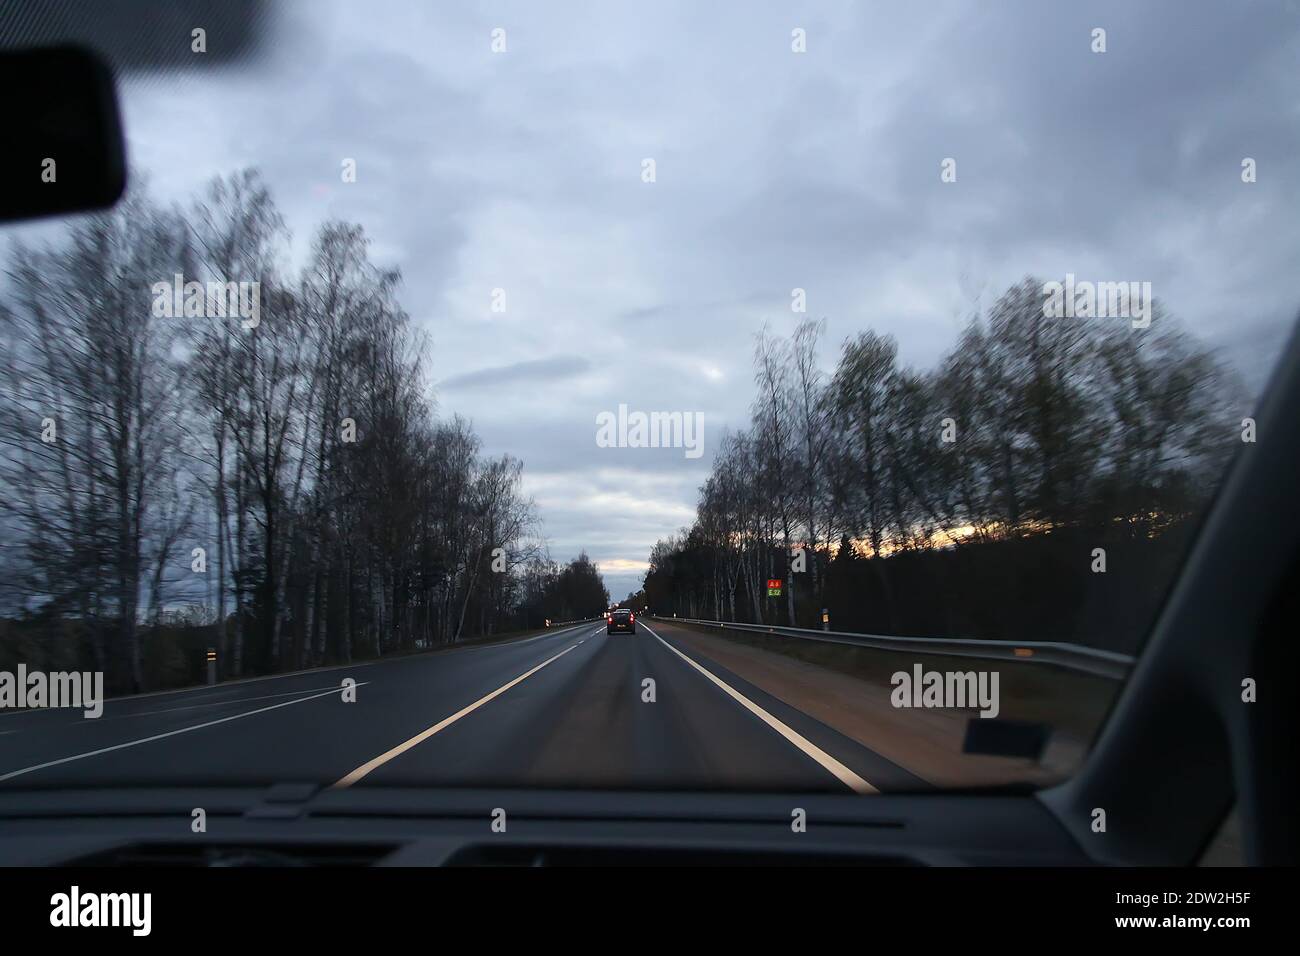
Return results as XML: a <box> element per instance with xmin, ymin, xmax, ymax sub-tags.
<box><xmin>607</xmin><ymin>609</ymin><xmax>636</xmax><ymax>634</ymax></box>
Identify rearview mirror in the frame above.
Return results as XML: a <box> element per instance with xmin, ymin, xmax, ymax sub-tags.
<box><xmin>0</xmin><ymin>46</ymin><xmax>126</xmax><ymax>223</ymax></box>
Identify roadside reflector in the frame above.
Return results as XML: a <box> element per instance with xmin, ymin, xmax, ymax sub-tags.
<box><xmin>1014</xmin><ymin>648</ymin><xmax>1033</xmax><ymax>657</ymax></box>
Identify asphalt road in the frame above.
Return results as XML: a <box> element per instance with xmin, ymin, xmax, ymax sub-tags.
<box><xmin>0</xmin><ymin>619</ymin><xmax>924</xmax><ymax>792</ymax></box>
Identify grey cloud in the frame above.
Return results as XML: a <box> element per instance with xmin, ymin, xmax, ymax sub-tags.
<box><xmin>78</xmin><ymin>0</ymin><xmax>1300</xmax><ymax>593</ymax></box>
<box><xmin>441</xmin><ymin>356</ymin><xmax>591</xmax><ymax>391</ymax></box>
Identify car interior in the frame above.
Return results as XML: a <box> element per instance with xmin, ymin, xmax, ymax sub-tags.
<box><xmin>0</xmin><ymin>0</ymin><xmax>1292</xmax><ymax>915</ymax></box>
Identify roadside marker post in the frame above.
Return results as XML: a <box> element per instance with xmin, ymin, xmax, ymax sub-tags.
<box><xmin>822</xmin><ymin>608</ymin><xmax>830</xmax><ymax>631</ymax></box>
<box><xmin>205</xmin><ymin>647</ymin><xmax>217</xmax><ymax>685</ymax></box>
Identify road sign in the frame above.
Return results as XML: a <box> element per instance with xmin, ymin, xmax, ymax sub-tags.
<box><xmin>766</xmin><ymin>578</ymin><xmax>782</xmax><ymax>597</ymax></box>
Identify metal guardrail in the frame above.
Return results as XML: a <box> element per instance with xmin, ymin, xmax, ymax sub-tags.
<box><xmin>653</xmin><ymin>616</ymin><xmax>1135</xmax><ymax>680</ymax></box>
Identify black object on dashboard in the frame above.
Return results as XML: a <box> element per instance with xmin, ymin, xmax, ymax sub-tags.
<box><xmin>962</xmin><ymin>718</ymin><xmax>1051</xmax><ymax>761</ymax></box>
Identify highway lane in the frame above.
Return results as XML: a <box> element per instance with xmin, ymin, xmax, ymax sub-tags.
<box><xmin>0</xmin><ymin>623</ymin><xmax>594</xmax><ymax>787</ymax></box>
<box><xmin>0</xmin><ymin>620</ymin><xmax>924</xmax><ymax>792</ymax></box>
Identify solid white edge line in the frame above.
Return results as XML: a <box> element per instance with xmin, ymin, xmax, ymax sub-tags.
<box><xmin>640</xmin><ymin>621</ymin><xmax>877</xmax><ymax>794</ymax></box>
<box><xmin>331</xmin><ymin>642</ymin><xmax>582</xmax><ymax>789</ymax></box>
<box><xmin>0</xmin><ymin>682</ymin><xmax>371</xmax><ymax>783</ymax></box>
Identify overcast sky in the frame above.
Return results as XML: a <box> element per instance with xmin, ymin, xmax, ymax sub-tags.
<box><xmin>43</xmin><ymin>0</ymin><xmax>1300</xmax><ymax>598</ymax></box>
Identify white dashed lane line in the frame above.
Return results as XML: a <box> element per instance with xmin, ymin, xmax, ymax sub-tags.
<box><xmin>332</xmin><ymin>642</ymin><xmax>583</xmax><ymax>788</ymax></box>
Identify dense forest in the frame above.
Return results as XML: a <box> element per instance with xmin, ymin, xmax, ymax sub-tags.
<box><xmin>0</xmin><ymin>170</ymin><xmax>607</xmax><ymax>694</ymax></box>
<box><xmin>631</xmin><ymin>280</ymin><xmax>1246</xmax><ymax>654</ymax></box>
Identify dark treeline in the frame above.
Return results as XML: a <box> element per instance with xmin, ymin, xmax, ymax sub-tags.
<box><xmin>636</xmin><ymin>280</ymin><xmax>1244</xmax><ymax>653</ymax></box>
<box><xmin>0</xmin><ymin>170</ymin><xmax>605</xmax><ymax>693</ymax></box>
<box><xmin>521</xmin><ymin>551</ymin><xmax>610</xmax><ymax>625</ymax></box>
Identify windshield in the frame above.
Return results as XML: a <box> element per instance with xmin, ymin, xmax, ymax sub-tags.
<box><xmin>1</xmin><ymin>0</ymin><xmax>1295</xmax><ymax>796</ymax></box>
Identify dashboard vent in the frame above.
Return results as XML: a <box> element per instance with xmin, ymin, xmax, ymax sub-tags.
<box><xmin>443</xmin><ymin>844</ymin><xmax>919</xmax><ymax>866</ymax></box>
<box><xmin>63</xmin><ymin>842</ymin><xmax>400</xmax><ymax>867</ymax></box>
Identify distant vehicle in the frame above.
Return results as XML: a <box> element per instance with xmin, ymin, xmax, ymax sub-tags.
<box><xmin>607</xmin><ymin>608</ymin><xmax>635</xmax><ymax>634</ymax></box>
